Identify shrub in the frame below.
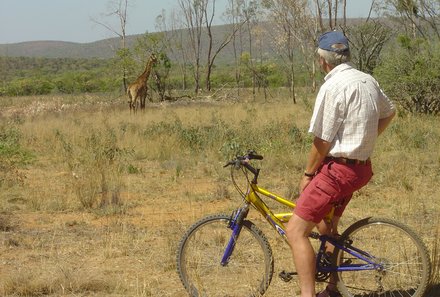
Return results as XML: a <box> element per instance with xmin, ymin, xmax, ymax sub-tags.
<box><xmin>55</xmin><ymin>122</ymin><xmax>131</xmax><ymax>209</ymax></box>
<box><xmin>375</xmin><ymin>36</ymin><xmax>440</xmax><ymax>115</ymax></box>
<box><xmin>4</xmin><ymin>78</ymin><xmax>54</xmax><ymax>96</ymax></box>
<box><xmin>0</xmin><ymin>125</ymin><xmax>33</xmax><ymax>187</ymax></box>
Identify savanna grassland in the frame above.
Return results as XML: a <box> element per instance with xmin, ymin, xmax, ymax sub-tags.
<box><xmin>0</xmin><ymin>91</ymin><xmax>439</xmax><ymax>297</ymax></box>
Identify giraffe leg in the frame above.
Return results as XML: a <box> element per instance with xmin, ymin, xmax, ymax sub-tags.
<box><xmin>128</xmin><ymin>89</ymin><xmax>135</xmax><ymax>114</ymax></box>
<box><xmin>140</xmin><ymin>95</ymin><xmax>146</xmax><ymax>110</ymax></box>
<box><xmin>134</xmin><ymin>97</ymin><xmax>139</xmax><ymax>114</ymax></box>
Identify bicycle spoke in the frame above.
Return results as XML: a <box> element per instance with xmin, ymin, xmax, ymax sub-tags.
<box><xmin>335</xmin><ymin>217</ymin><xmax>430</xmax><ymax>297</ymax></box>
<box><xmin>177</xmin><ymin>214</ymin><xmax>274</xmax><ymax>297</ymax></box>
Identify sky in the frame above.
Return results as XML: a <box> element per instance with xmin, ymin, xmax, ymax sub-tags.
<box><xmin>0</xmin><ymin>0</ymin><xmax>374</xmax><ymax>44</ymax></box>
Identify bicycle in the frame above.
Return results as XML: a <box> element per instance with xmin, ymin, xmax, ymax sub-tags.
<box><xmin>176</xmin><ymin>151</ymin><xmax>431</xmax><ymax>297</ymax></box>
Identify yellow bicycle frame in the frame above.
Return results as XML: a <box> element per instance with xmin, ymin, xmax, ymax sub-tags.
<box><xmin>245</xmin><ymin>183</ymin><xmax>335</xmax><ymax>242</ymax></box>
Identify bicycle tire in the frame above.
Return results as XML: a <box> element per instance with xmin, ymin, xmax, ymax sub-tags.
<box><xmin>334</xmin><ymin>217</ymin><xmax>431</xmax><ymax>297</ymax></box>
<box><xmin>176</xmin><ymin>214</ymin><xmax>274</xmax><ymax>297</ymax></box>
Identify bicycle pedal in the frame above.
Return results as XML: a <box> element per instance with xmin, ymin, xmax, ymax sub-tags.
<box><xmin>279</xmin><ymin>270</ymin><xmax>297</xmax><ymax>282</ymax></box>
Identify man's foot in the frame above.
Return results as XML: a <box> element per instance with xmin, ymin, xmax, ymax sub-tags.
<box><xmin>316</xmin><ymin>286</ymin><xmax>342</xmax><ymax>297</ymax></box>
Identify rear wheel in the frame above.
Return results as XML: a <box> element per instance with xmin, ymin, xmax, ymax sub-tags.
<box><xmin>335</xmin><ymin>217</ymin><xmax>431</xmax><ymax>297</ymax></box>
<box><xmin>176</xmin><ymin>214</ymin><xmax>274</xmax><ymax>297</ymax></box>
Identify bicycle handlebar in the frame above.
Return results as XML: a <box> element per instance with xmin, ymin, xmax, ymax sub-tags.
<box><xmin>223</xmin><ymin>150</ymin><xmax>263</xmax><ymax>178</ymax></box>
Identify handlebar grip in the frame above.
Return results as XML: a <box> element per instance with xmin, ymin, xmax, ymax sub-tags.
<box><xmin>250</xmin><ymin>154</ymin><xmax>263</xmax><ymax>160</ymax></box>
<box><xmin>224</xmin><ymin>151</ymin><xmax>263</xmax><ymax>167</ymax></box>
<box><xmin>248</xmin><ymin>153</ymin><xmax>263</xmax><ymax>160</ymax></box>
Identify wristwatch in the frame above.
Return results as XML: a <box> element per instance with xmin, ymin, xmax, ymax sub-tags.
<box><xmin>304</xmin><ymin>171</ymin><xmax>315</xmax><ymax>178</ymax></box>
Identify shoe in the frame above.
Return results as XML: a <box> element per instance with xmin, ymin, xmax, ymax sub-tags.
<box><xmin>316</xmin><ymin>286</ymin><xmax>342</xmax><ymax>297</ymax></box>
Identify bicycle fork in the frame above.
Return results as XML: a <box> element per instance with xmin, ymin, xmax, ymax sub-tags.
<box><xmin>220</xmin><ymin>205</ymin><xmax>250</xmax><ymax>266</ymax></box>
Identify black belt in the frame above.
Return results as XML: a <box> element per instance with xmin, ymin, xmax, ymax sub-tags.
<box><xmin>326</xmin><ymin>157</ymin><xmax>371</xmax><ymax>165</ymax></box>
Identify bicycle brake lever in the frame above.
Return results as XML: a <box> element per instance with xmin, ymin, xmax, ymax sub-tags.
<box><xmin>223</xmin><ymin>161</ymin><xmax>233</xmax><ymax>168</ymax></box>
<box><xmin>223</xmin><ymin>159</ymin><xmax>241</xmax><ymax>168</ymax></box>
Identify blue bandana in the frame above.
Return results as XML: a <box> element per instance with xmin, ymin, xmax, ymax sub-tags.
<box><xmin>318</xmin><ymin>31</ymin><xmax>349</xmax><ymax>53</ymax></box>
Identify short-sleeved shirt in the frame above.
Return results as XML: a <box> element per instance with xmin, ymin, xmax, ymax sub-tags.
<box><xmin>309</xmin><ymin>63</ymin><xmax>395</xmax><ymax>161</ymax></box>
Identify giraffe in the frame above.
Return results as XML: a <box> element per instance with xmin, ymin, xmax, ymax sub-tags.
<box><xmin>127</xmin><ymin>53</ymin><xmax>158</xmax><ymax>113</ymax></box>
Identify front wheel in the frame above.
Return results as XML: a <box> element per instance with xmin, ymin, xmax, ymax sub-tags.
<box><xmin>176</xmin><ymin>214</ymin><xmax>274</xmax><ymax>297</ymax></box>
<box><xmin>335</xmin><ymin>217</ymin><xmax>431</xmax><ymax>297</ymax></box>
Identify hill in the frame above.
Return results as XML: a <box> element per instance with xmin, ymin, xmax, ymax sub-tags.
<box><xmin>0</xmin><ymin>37</ymin><xmax>139</xmax><ymax>59</ymax></box>
<box><xmin>0</xmin><ymin>21</ymin><xmax>295</xmax><ymax>62</ymax></box>
<box><xmin>0</xmin><ymin>20</ymin><xmax>373</xmax><ymax>61</ymax></box>
<box><xmin>0</xmin><ymin>23</ymin><xmax>243</xmax><ymax>60</ymax></box>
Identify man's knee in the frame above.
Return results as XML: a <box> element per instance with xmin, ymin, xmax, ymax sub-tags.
<box><xmin>286</xmin><ymin>214</ymin><xmax>315</xmax><ymax>243</ymax></box>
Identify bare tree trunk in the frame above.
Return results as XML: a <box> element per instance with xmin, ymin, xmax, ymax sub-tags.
<box><xmin>226</xmin><ymin>0</ymin><xmax>244</xmax><ymax>96</ymax></box>
<box><xmin>119</xmin><ymin>0</ymin><xmax>128</xmax><ymax>92</ymax></box>
<box><xmin>205</xmin><ymin>0</ymin><xmax>244</xmax><ymax>92</ymax></box>
<box><xmin>233</xmin><ymin>27</ymin><xmax>240</xmax><ymax>95</ymax></box>
<box><xmin>165</xmin><ymin>10</ymin><xmax>188</xmax><ymax>91</ymax></box>
<box><xmin>342</xmin><ymin>0</ymin><xmax>347</xmax><ymax>28</ymax></box>
<box><xmin>194</xmin><ymin>8</ymin><xmax>203</xmax><ymax>94</ymax></box>
<box><xmin>315</xmin><ymin>0</ymin><xmax>324</xmax><ymax>32</ymax></box>
<box><xmin>205</xmin><ymin>0</ymin><xmax>215</xmax><ymax>91</ymax></box>
<box><xmin>248</xmin><ymin>21</ymin><xmax>256</xmax><ymax>100</ymax></box>
<box><xmin>178</xmin><ymin>0</ymin><xmax>204</xmax><ymax>95</ymax></box>
<box><xmin>179</xmin><ymin>31</ymin><xmax>189</xmax><ymax>91</ymax></box>
<box><xmin>290</xmin><ymin>59</ymin><xmax>296</xmax><ymax>104</ymax></box>
<box><xmin>327</xmin><ymin>0</ymin><xmax>333</xmax><ymax>30</ymax></box>
<box><xmin>92</xmin><ymin>0</ymin><xmax>129</xmax><ymax>93</ymax></box>
<box><xmin>238</xmin><ymin>30</ymin><xmax>244</xmax><ymax>95</ymax></box>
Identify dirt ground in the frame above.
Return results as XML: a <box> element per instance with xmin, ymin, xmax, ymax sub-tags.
<box><xmin>0</xmin><ymin>157</ymin><xmax>308</xmax><ymax>296</ymax></box>
<box><xmin>0</xmin><ymin>98</ymin><xmax>438</xmax><ymax>296</ymax></box>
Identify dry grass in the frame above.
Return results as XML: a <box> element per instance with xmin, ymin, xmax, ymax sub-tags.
<box><xmin>0</xmin><ymin>91</ymin><xmax>438</xmax><ymax>296</ymax></box>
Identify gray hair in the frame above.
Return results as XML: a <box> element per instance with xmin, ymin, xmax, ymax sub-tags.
<box><xmin>317</xmin><ymin>47</ymin><xmax>351</xmax><ymax>66</ymax></box>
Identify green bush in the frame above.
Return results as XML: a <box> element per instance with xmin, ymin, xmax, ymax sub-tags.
<box><xmin>0</xmin><ymin>125</ymin><xmax>34</xmax><ymax>187</ymax></box>
<box><xmin>4</xmin><ymin>78</ymin><xmax>54</xmax><ymax>96</ymax></box>
<box><xmin>375</xmin><ymin>36</ymin><xmax>440</xmax><ymax>115</ymax></box>
<box><xmin>0</xmin><ymin>125</ymin><xmax>34</xmax><ymax>165</ymax></box>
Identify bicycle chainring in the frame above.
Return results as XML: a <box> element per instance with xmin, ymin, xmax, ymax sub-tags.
<box><xmin>315</xmin><ymin>252</ymin><xmax>332</xmax><ymax>282</ymax></box>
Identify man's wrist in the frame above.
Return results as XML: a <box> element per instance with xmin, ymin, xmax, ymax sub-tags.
<box><xmin>304</xmin><ymin>171</ymin><xmax>315</xmax><ymax>178</ymax></box>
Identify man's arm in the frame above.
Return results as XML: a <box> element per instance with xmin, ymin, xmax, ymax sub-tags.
<box><xmin>305</xmin><ymin>137</ymin><xmax>332</xmax><ymax>174</ymax></box>
<box><xmin>300</xmin><ymin>137</ymin><xmax>332</xmax><ymax>192</ymax></box>
<box><xmin>378</xmin><ymin>111</ymin><xmax>396</xmax><ymax>136</ymax></box>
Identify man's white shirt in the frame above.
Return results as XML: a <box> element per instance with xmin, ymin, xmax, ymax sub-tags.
<box><xmin>309</xmin><ymin>63</ymin><xmax>395</xmax><ymax>161</ymax></box>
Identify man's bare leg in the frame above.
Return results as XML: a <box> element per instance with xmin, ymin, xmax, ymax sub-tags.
<box><xmin>316</xmin><ymin>216</ymin><xmax>341</xmax><ymax>293</ymax></box>
<box><xmin>286</xmin><ymin>214</ymin><xmax>318</xmax><ymax>297</ymax></box>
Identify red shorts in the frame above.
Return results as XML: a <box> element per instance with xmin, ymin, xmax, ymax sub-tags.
<box><xmin>294</xmin><ymin>160</ymin><xmax>373</xmax><ymax>224</ymax></box>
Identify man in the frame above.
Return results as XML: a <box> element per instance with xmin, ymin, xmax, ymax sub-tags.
<box><xmin>286</xmin><ymin>31</ymin><xmax>396</xmax><ymax>297</ymax></box>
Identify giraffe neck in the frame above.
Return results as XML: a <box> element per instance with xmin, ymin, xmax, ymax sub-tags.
<box><xmin>140</xmin><ymin>58</ymin><xmax>155</xmax><ymax>82</ymax></box>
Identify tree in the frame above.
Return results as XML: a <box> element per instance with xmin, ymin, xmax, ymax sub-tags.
<box><xmin>346</xmin><ymin>20</ymin><xmax>392</xmax><ymax>74</ymax></box>
<box><xmin>151</xmin><ymin>52</ymin><xmax>172</xmax><ymax>101</ymax></box>
<box><xmin>92</xmin><ymin>0</ymin><xmax>130</xmax><ymax>92</ymax></box>
<box><xmin>178</xmin><ymin>0</ymin><xmax>205</xmax><ymax>94</ymax></box>
<box><xmin>225</xmin><ymin>0</ymin><xmax>260</xmax><ymax>96</ymax></box>
<box><xmin>314</xmin><ymin>0</ymin><xmax>348</xmax><ymax>32</ymax></box>
<box><xmin>378</xmin><ymin>0</ymin><xmax>440</xmax><ymax>41</ymax></box>
<box><xmin>204</xmin><ymin>0</ymin><xmax>245</xmax><ymax>91</ymax></box>
<box><xmin>241</xmin><ymin>0</ymin><xmax>265</xmax><ymax>100</ymax></box>
<box><xmin>157</xmin><ymin>8</ymin><xmax>192</xmax><ymax>91</ymax></box>
<box><xmin>267</xmin><ymin>0</ymin><xmax>319</xmax><ymax>102</ymax></box>
<box><xmin>375</xmin><ymin>37</ymin><xmax>440</xmax><ymax>114</ymax></box>
<box><xmin>226</xmin><ymin>0</ymin><xmax>242</xmax><ymax>95</ymax></box>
